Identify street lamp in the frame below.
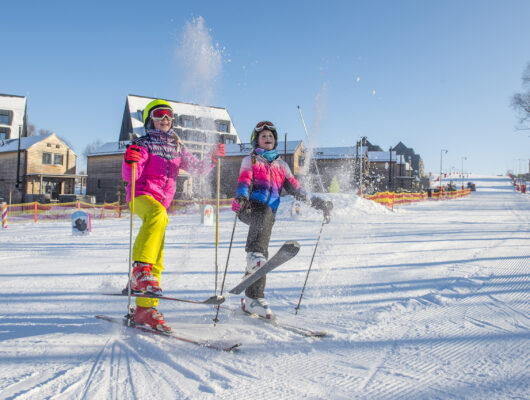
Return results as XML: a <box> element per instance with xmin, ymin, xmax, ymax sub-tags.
<box><xmin>461</xmin><ymin>157</ymin><xmax>467</xmax><ymax>189</ymax></box>
<box><xmin>440</xmin><ymin>149</ymin><xmax>448</xmax><ymax>196</ymax></box>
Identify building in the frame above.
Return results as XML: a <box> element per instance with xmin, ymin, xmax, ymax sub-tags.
<box><xmin>0</xmin><ymin>133</ymin><xmax>79</xmax><ymax>203</ymax></box>
<box><xmin>87</xmin><ymin>95</ymin><xmax>241</xmax><ymax>203</ymax></box>
<box><xmin>312</xmin><ymin>146</ymin><xmax>360</xmax><ymax>192</ymax></box>
<box><xmin>0</xmin><ymin>94</ymin><xmax>28</xmax><ymax>140</ymax></box>
<box><xmin>392</xmin><ymin>142</ymin><xmax>424</xmax><ymax>177</ymax></box>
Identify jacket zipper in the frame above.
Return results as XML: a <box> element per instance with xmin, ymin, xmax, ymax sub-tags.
<box><xmin>161</xmin><ymin>159</ymin><xmax>170</xmax><ymax>203</ymax></box>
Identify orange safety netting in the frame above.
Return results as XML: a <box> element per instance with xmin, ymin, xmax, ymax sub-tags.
<box><xmin>365</xmin><ymin>189</ymin><xmax>470</xmax><ymax>209</ymax></box>
<box><xmin>5</xmin><ymin>198</ymin><xmax>234</xmax><ymax>223</ymax></box>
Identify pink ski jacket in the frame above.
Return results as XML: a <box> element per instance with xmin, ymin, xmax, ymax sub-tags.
<box><xmin>122</xmin><ymin>130</ymin><xmax>215</xmax><ymax>209</ymax></box>
<box><xmin>235</xmin><ymin>151</ymin><xmax>308</xmax><ymax>212</ymax></box>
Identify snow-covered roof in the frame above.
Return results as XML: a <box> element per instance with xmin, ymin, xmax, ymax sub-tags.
<box><xmin>225</xmin><ymin>141</ymin><xmax>303</xmax><ymax>156</ymax></box>
<box><xmin>89</xmin><ymin>141</ymin><xmax>127</xmax><ymax>156</ymax></box>
<box><xmin>125</xmin><ymin>95</ymin><xmax>240</xmax><ymax>142</ymax></box>
<box><xmin>0</xmin><ymin>133</ymin><xmax>54</xmax><ymax>153</ymax></box>
<box><xmin>313</xmin><ymin>146</ymin><xmax>365</xmax><ymax>159</ymax></box>
<box><xmin>368</xmin><ymin>151</ymin><xmax>399</xmax><ymax>162</ymax></box>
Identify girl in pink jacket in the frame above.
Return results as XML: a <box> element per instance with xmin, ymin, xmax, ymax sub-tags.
<box><xmin>122</xmin><ymin>99</ymin><xmax>224</xmax><ymax>331</ymax></box>
<box><xmin>232</xmin><ymin>121</ymin><xmax>332</xmax><ymax>318</ymax></box>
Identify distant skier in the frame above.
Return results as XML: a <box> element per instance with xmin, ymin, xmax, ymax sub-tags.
<box><xmin>231</xmin><ymin>121</ymin><xmax>333</xmax><ymax>318</ymax></box>
<box><xmin>122</xmin><ymin>99</ymin><xmax>224</xmax><ymax>331</ymax></box>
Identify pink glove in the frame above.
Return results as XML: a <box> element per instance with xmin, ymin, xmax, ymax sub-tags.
<box><xmin>124</xmin><ymin>144</ymin><xmax>141</xmax><ymax>165</ymax></box>
<box><xmin>232</xmin><ymin>197</ymin><xmax>247</xmax><ymax>213</ymax></box>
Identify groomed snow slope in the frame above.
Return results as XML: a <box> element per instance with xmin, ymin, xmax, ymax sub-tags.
<box><xmin>0</xmin><ymin>175</ymin><xmax>529</xmax><ymax>399</ymax></box>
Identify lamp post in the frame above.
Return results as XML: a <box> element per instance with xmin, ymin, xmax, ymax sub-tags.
<box><xmin>440</xmin><ymin>149</ymin><xmax>448</xmax><ymax>197</ymax></box>
<box><xmin>461</xmin><ymin>157</ymin><xmax>467</xmax><ymax>189</ymax></box>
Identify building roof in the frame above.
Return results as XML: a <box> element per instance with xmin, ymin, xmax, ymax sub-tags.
<box><xmin>0</xmin><ymin>133</ymin><xmax>55</xmax><ymax>153</ymax></box>
<box><xmin>313</xmin><ymin>146</ymin><xmax>366</xmax><ymax>159</ymax></box>
<box><xmin>88</xmin><ymin>141</ymin><xmax>127</xmax><ymax>156</ymax></box>
<box><xmin>225</xmin><ymin>141</ymin><xmax>303</xmax><ymax>156</ymax></box>
<box><xmin>368</xmin><ymin>151</ymin><xmax>400</xmax><ymax>162</ymax></box>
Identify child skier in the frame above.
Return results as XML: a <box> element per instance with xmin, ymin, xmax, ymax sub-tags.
<box><xmin>231</xmin><ymin>121</ymin><xmax>332</xmax><ymax>318</ymax></box>
<box><xmin>122</xmin><ymin>99</ymin><xmax>224</xmax><ymax>331</ymax></box>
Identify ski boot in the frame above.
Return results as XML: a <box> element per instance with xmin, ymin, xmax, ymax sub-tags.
<box><xmin>242</xmin><ymin>296</ymin><xmax>273</xmax><ymax>319</ymax></box>
<box><xmin>133</xmin><ymin>306</ymin><xmax>171</xmax><ymax>332</ymax></box>
<box><xmin>130</xmin><ymin>262</ymin><xmax>162</xmax><ymax>295</ymax></box>
<box><xmin>246</xmin><ymin>252</ymin><xmax>267</xmax><ymax>275</ymax></box>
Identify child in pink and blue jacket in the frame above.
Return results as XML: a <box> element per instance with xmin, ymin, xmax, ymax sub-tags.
<box><xmin>231</xmin><ymin>121</ymin><xmax>332</xmax><ymax>318</ymax></box>
<box><xmin>122</xmin><ymin>99</ymin><xmax>224</xmax><ymax>331</ymax></box>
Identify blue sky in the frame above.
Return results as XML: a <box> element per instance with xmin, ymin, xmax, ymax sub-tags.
<box><xmin>3</xmin><ymin>0</ymin><xmax>530</xmax><ymax>175</ymax></box>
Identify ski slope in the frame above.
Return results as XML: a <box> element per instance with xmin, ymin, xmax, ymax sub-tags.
<box><xmin>0</xmin><ymin>176</ymin><xmax>529</xmax><ymax>399</ymax></box>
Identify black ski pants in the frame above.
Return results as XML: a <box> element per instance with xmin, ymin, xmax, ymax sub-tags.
<box><xmin>239</xmin><ymin>200</ymin><xmax>275</xmax><ymax>298</ymax></box>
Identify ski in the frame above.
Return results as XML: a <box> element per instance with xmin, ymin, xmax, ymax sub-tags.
<box><xmin>229</xmin><ymin>240</ymin><xmax>300</xmax><ymax>295</ymax></box>
<box><xmin>221</xmin><ymin>302</ymin><xmax>328</xmax><ymax>338</ymax></box>
<box><xmin>104</xmin><ymin>291</ymin><xmax>225</xmax><ymax>305</ymax></box>
<box><xmin>95</xmin><ymin>315</ymin><xmax>241</xmax><ymax>351</ymax></box>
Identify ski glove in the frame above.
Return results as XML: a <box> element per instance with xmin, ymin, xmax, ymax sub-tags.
<box><xmin>124</xmin><ymin>144</ymin><xmax>141</xmax><ymax>165</ymax></box>
<box><xmin>210</xmin><ymin>143</ymin><xmax>225</xmax><ymax>162</ymax></box>
<box><xmin>311</xmin><ymin>197</ymin><xmax>333</xmax><ymax>216</ymax></box>
<box><xmin>232</xmin><ymin>196</ymin><xmax>247</xmax><ymax>213</ymax></box>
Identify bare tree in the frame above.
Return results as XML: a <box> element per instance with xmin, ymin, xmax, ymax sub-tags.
<box><xmin>83</xmin><ymin>140</ymin><xmax>103</xmax><ymax>160</ymax></box>
<box><xmin>79</xmin><ymin>140</ymin><xmax>103</xmax><ymax>174</ymax></box>
<box><xmin>511</xmin><ymin>62</ymin><xmax>530</xmax><ymax>130</ymax></box>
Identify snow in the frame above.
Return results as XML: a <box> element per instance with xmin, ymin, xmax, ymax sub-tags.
<box><xmin>1</xmin><ymin>175</ymin><xmax>529</xmax><ymax>399</ymax></box>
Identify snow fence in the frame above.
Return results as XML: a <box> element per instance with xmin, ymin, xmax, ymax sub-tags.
<box><xmin>4</xmin><ymin>198</ymin><xmax>233</xmax><ymax>224</ymax></box>
<box><xmin>365</xmin><ymin>188</ymin><xmax>471</xmax><ymax>209</ymax></box>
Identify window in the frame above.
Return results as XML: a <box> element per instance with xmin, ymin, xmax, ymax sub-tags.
<box><xmin>0</xmin><ymin>110</ymin><xmax>11</xmax><ymax>125</ymax></box>
<box><xmin>183</xmin><ymin>118</ymin><xmax>194</xmax><ymax>128</ymax></box>
<box><xmin>42</xmin><ymin>152</ymin><xmax>52</xmax><ymax>164</ymax></box>
<box><xmin>0</xmin><ymin>127</ymin><xmax>9</xmax><ymax>139</ymax></box>
<box><xmin>216</xmin><ymin>120</ymin><xmax>230</xmax><ymax>133</ymax></box>
<box><xmin>53</xmin><ymin>154</ymin><xmax>63</xmax><ymax>165</ymax></box>
<box><xmin>298</xmin><ymin>157</ymin><xmax>305</xmax><ymax>167</ymax></box>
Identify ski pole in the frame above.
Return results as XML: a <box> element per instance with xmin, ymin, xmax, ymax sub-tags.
<box><xmin>214</xmin><ymin>157</ymin><xmax>221</xmax><ymax>295</ymax></box>
<box><xmin>297</xmin><ymin>105</ymin><xmax>326</xmax><ymax>193</ymax></box>
<box><xmin>126</xmin><ymin>162</ymin><xmax>136</xmax><ymax>325</ymax></box>
<box><xmin>294</xmin><ymin>215</ymin><xmax>326</xmax><ymax>315</ymax></box>
<box><xmin>213</xmin><ymin>213</ymin><xmax>238</xmax><ymax>324</ymax></box>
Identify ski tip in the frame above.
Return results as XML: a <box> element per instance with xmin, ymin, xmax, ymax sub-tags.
<box><xmin>205</xmin><ymin>295</ymin><xmax>225</xmax><ymax>305</ymax></box>
<box><xmin>284</xmin><ymin>240</ymin><xmax>300</xmax><ymax>247</ymax></box>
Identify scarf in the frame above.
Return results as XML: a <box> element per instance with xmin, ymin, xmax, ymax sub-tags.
<box><xmin>136</xmin><ymin>129</ymin><xmax>181</xmax><ymax>160</ymax></box>
<box><xmin>255</xmin><ymin>147</ymin><xmax>279</xmax><ymax>162</ymax></box>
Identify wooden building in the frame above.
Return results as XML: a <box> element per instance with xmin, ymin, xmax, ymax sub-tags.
<box><xmin>0</xmin><ymin>133</ymin><xmax>80</xmax><ymax>203</ymax></box>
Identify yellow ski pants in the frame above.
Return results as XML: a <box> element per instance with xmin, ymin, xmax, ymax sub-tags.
<box><xmin>132</xmin><ymin>195</ymin><xmax>168</xmax><ymax>307</ymax></box>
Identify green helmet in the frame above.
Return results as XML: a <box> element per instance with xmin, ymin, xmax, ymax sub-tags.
<box><xmin>143</xmin><ymin>99</ymin><xmax>173</xmax><ymax>129</ymax></box>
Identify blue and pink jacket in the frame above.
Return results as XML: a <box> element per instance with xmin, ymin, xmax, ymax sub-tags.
<box><xmin>122</xmin><ymin>129</ymin><xmax>215</xmax><ymax>209</ymax></box>
<box><xmin>235</xmin><ymin>150</ymin><xmax>308</xmax><ymax>213</ymax></box>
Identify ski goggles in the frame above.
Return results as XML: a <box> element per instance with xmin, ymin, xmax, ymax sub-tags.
<box><xmin>254</xmin><ymin>121</ymin><xmax>276</xmax><ymax>133</ymax></box>
<box><xmin>150</xmin><ymin>107</ymin><xmax>174</xmax><ymax>121</ymax></box>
